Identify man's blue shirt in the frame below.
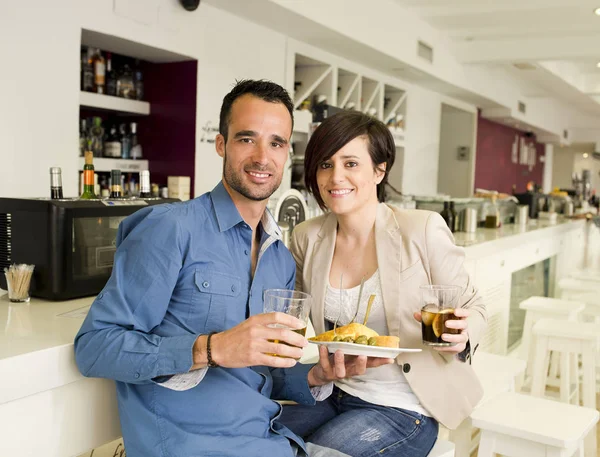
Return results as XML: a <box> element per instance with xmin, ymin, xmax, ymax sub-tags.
<box><xmin>74</xmin><ymin>182</ymin><xmax>316</xmax><ymax>457</ymax></box>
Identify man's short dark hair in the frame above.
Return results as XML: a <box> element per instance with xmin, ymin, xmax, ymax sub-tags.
<box><xmin>219</xmin><ymin>79</ymin><xmax>294</xmax><ymax>142</ymax></box>
<box><xmin>304</xmin><ymin>110</ymin><xmax>396</xmax><ymax>210</ymax></box>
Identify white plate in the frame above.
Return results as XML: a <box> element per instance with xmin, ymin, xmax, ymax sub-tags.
<box><xmin>309</xmin><ymin>340</ymin><xmax>422</xmax><ymax>358</ymax></box>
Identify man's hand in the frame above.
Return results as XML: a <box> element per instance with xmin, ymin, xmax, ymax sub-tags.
<box><xmin>414</xmin><ymin>308</ymin><xmax>470</xmax><ymax>353</ymax></box>
<box><xmin>307</xmin><ymin>345</ymin><xmax>394</xmax><ymax>387</ymax></box>
<box><xmin>193</xmin><ymin>312</ymin><xmax>308</xmax><ymax>369</ymax></box>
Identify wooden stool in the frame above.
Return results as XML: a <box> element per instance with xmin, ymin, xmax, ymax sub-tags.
<box><xmin>530</xmin><ymin>319</ymin><xmax>598</xmax><ymax>409</ymax></box>
<box><xmin>471</xmin><ymin>392</ymin><xmax>598</xmax><ymax>457</ymax></box>
<box><xmin>427</xmin><ymin>439</ymin><xmax>455</xmax><ymax>457</ymax></box>
<box><xmin>519</xmin><ymin>297</ymin><xmax>584</xmax><ymax>383</ymax></box>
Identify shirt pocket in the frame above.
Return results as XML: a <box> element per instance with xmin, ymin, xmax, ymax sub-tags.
<box><xmin>190</xmin><ymin>269</ymin><xmax>242</xmax><ymax>333</ymax></box>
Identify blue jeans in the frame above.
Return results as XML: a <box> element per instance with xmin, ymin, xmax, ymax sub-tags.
<box><xmin>280</xmin><ymin>386</ymin><xmax>438</xmax><ymax>457</ymax></box>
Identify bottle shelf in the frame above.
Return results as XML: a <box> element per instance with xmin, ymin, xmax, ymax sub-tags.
<box><xmin>79</xmin><ymin>91</ymin><xmax>150</xmax><ymax>116</ymax></box>
<box><xmin>79</xmin><ymin>157</ymin><xmax>149</xmax><ymax>173</ymax></box>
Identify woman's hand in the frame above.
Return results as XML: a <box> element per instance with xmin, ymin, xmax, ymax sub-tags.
<box><xmin>307</xmin><ymin>345</ymin><xmax>394</xmax><ymax>387</ymax></box>
<box><xmin>414</xmin><ymin>308</ymin><xmax>470</xmax><ymax>354</ymax></box>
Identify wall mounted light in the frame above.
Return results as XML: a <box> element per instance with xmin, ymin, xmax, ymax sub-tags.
<box><xmin>583</xmin><ymin>153</ymin><xmax>590</xmax><ymax>159</ymax></box>
<box><xmin>594</xmin><ymin>7</ymin><xmax>600</xmax><ymax>15</ymax></box>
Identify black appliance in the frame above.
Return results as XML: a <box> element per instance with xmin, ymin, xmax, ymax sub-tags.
<box><xmin>514</xmin><ymin>192</ymin><xmax>543</xmax><ymax>219</ymax></box>
<box><xmin>0</xmin><ymin>197</ymin><xmax>179</xmax><ymax>300</ymax></box>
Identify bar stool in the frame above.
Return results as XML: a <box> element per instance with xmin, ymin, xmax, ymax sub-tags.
<box><xmin>558</xmin><ymin>278</ymin><xmax>600</xmax><ymax>317</ymax></box>
<box><xmin>519</xmin><ymin>297</ymin><xmax>584</xmax><ymax>384</ymax></box>
<box><xmin>530</xmin><ymin>318</ymin><xmax>598</xmax><ymax>409</ymax></box>
<box><xmin>427</xmin><ymin>439</ymin><xmax>455</xmax><ymax>457</ymax></box>
<box><xmin>471</xmin><ymin>392</ymin><xmax>599</xmax><ymax>457</ymax></box>
<box><xmin>448</xmin><ymin>352</ymin><xmax>527</xmax><ymax>457</ymax></box>
<box><xmin>568</xmin><ymin>269</ymin><xmax>600</xmax><ymax>283</ymax></box>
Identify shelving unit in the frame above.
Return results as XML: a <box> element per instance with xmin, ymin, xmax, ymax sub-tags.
<box><xmin>79</xmin><ymin>29</ymin><xmax>198</xmax><ymax>197</ymax></box>
<box><xmin>383</xmin><ymin>85</ymin><xmax>407</xmax><ymax>124</ymax></box>
<box><xmin>361</xmin><ymin>77</ymin><xmax>381</xmax><ymax>115</ymax></box>
<box><xmin>79</xmin><ymin>91</ymin><xmax>150</xmax><ymax>116</ymax></box>
<box><xmin>79</xmin><ymin>157</ymin><xmax>149</xmax><ymax>173</ymax></box>
<box><xmin>284</xmin><ymin>40</ymin><xmax>409</xmax><ymax>198</ymax></box>
<box><xmin>293</xmin><ymin>54</ymin><xmax>334</xmax><ymax>109</ymax></box>
<box><xmin>337</xmin><ymin>68</ymin><xmax>360</xmax><ymax>110</ymax></box>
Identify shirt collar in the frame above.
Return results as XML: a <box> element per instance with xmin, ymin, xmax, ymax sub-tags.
<box><xmin>211</xmin><ymin>181</ymin><xmax>244</xmax><ymax>232</ymax></box>
<box><xmin>210</xmin><ymin>181</ymin><xmax>282</xmax><ymax>241</ymax></box>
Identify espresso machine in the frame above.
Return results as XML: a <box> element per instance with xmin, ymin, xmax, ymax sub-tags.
<box><xmin>274</xmin><ymin>189</ymin><xmax>309</xmax><ymax>247</ymax></box>
<box><xmin>571</xmin><ymin>170</ymin><xmax>592</xmax><ymax>209</ymax></box>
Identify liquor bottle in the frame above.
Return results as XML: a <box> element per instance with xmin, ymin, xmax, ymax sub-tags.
<box><xmin>440</xmin><ymin>201</ymin><xmax>454</xmax><ymax>232</ymax></box>
<box><xmin>91</xmin><ymin>48</ymin><xmax>106</xmax><ymax>94</ymax></box>
<box><xmin>118</xmin><ymin>64</ymin><xmax>135</xmax><ymax>99</ymax></box>
<box><xmin>81</xmin><ymin>47</ymin><xmax>94</xmax><ymax>92</ymax></box>
<box><xmin>120</xmin><ymin>123</ymin><xmax>131</xmax><ymax>159</ymax></box>
<box><xmin>89</xmin><ymin>117</ymin><xmax>104</xmax><ymax>157</ymax></box>
<box><xmin>79</xmin><ymin>119</ymin><xmax>88</xmax><ymax>157</ymax></box>
<box><xmin>484</xmin><ymin>196</ymin><xmax>501</xmax><ymax>228</ymax></box>
<box><xmin>139</xmin><ymin>170</ymin><xmax>152</xmax><ymax>198</ymax></box>
<box><xmin>49</xmin><ymin>167</ymin><xmax>64</xmax><ymax>199</ymax></box>
<box><xmin>449</xmin><ymin>201</ymin><xmax>458</xmax><ymax>233</ymax></box>
<box><xmin>130</xmin><ymin>122</ymin><xmax>142</xmax><ymax>159</ymax></box>
<box><xmin>134</xmin><ymin>59</ymin><xmax>144</xmax><ymax>100</ymax></box>
<box><xmin>80</xmin><ymin>151</ymin><xmax>97</xmax><ymax>200</ymax></box>
<box><xmin>110</xmin><ymin>169</ymin><xmax>122</xmax><ymax>198</ymax></box>
<box><xmin>99</xmin><ymin>175</ymin><xmax>110</xmax><ymax>198</ymax></box>
<box><xmin>105</xmin><ymin>52</ymin><xmax>117</xmax><ymax>97</ymax></box>
<box><xmin>104</xmin><ymin>124</ymin><xmax>122</xmax><ymax>158</ymax></box>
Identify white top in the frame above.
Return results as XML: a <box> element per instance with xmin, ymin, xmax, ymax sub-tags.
<box><xmin>470</xmin><ymin>392</ymin><xmax>599</xmax><ymax>448</ymax></box>
<box><xmin>325</xmin><ymin>270</ymin><xmax>430</xmax><ymax>416</ymax></box>
<box><xmin>519</xmin><ymin>296</ymin><xmax>585</xmax><ymax>314</ymax></box>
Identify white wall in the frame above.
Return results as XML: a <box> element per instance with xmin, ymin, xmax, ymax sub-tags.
<box><xmin>437</xmin><ymin>105</ymin><xmax>476</xmax><ymax>197</ymax></box>
<box><xmin>0</xmin><ymin>0</ymin><xmax>286</xmax><ymax>198</ymax></box>
<box><xmin>542</xmin><ymin>144</ymin><xmax>554</xmax><ymax>194</ymax></box>
<box><xmin>0</xmin><ymin>1</ymin><xmax>81</xmax><ymax>198</ymax></box>
<box><xmin>399</xmin><ymin>86</ymin><xmax>442</xmax><ymax>196</ymax></box>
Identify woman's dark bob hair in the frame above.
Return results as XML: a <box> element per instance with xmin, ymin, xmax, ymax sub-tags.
<box><xmin>304</xmin><ymin>110</ymin><xmax>396</xmax><ymax>210</ymax></box>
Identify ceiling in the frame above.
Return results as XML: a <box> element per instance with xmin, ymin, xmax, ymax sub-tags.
<box><xmin>393</xmin><ymin>0</ymin><xmax>600</xmax><ymax>114</ymax></box>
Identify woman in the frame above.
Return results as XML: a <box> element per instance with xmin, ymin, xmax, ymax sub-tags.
<box><xmin>280</xmin><ymin>110</ymin><xmax>487</xmax><ymax>457</ymax></box>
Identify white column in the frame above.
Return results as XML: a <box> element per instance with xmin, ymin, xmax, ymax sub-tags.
<box><xmin>542</xmin><ymin>144</ymin><xmax>554</xmax><ymax>194</ymax></box>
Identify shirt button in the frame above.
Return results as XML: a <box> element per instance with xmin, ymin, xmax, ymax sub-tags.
<box><xmin>249</xmin><ymin>291</ymin><xmax>253</xmax><ymax>297</ymax></box>
<box><xmin>244</xmin><ymin>249</ymin><xmax>249</xmax><ymax>255</ymax></box>
<box><xmin>134</xmin><ymin>373</ymin><xmax>140</xmax><ymax>379</ymax></box>
<box><xmin>202</xmin><ymin>281</ymin><xmax>210</xmax><ymax>288</ymax></box>
<box><xmin>403</xmin><ymin>363</ymin><xmax>411</xmax><ymax>373</ymax></box>
<box><xmin>97</xmin><ymin>292</ymin><xmax>103</xmax><ymax>299</ymax></box>
<box><xmin>231</xmin><ymin>285</ymin><xmax>236</xmax><ymax>292</ymax></box>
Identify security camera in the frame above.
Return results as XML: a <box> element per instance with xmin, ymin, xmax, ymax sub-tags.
<box><xmin>179</xmin><ymin>0</ymin><xmax>200</xmax><ymax>11</ymax></box>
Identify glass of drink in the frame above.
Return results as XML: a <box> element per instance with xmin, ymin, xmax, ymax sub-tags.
<box><xmin>420</xmin><ymin>285</ymin><xmax>462</xmax><ymax>346</ymax></box>
<box><xmin>263</xmin><ymin>289</ymin><xmax>311</xmax><ymax>358</ymax></box>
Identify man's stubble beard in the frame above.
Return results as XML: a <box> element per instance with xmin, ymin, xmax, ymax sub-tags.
<box><xmin>223</xmin><ymin>149</ymin><xmax>282</xmax><ymax>202</ymax></box>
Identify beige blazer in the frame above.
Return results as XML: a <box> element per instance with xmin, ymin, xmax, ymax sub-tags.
<box><xmin>290</xmin><ymin>203</ymin><xmax>487</xmax><ymax>429</ymax></box>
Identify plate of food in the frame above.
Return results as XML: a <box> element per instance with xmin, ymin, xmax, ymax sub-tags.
<box><xmin>308</xmin><ymin>323</ymin><xmax>421</xmax><ymax>358</ymax></box>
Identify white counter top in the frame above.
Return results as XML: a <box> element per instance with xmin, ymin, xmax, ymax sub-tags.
<box><xmin>0</xmin><ymin>292</ymin><xmax>93</xmax><ymax>404</ymax></box>
<box><xmin>0</xmin><ymin>217</ymin><xmax>588</xmax><ymax>406</ymax></box>
<box><xmin>456</xmin><ymin>218</ymin><xmax>586</xmax><ymax>259</ymax></box>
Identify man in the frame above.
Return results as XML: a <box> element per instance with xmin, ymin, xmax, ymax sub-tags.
<box><xmin>74</xmin><ymin>80</ymin><xmax>390</xmax><ymax>457</ymax></box>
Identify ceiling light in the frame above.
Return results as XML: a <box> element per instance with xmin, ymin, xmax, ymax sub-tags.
<box><xmin>583</xmin><ymin>153</ymin><xmax>590</xmax><ymax>158</ymax></box>
<box><xmin>595</xmin><ymin>7</ymin><xmax>600</xmax><ymax>15</ymax></box>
